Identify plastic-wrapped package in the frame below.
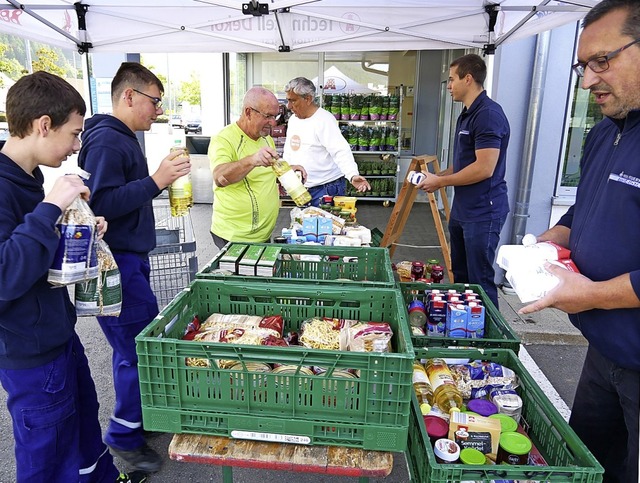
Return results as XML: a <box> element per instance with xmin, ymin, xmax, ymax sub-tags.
<box><xmin>74</xmin><ymin>239</ymin><xmax>122</xmax><ymax>316</ymax></box>
<box><xmin>48</xmin><ymin>196</ymin><xmax>98</xmax><ymax>285</ymax></box>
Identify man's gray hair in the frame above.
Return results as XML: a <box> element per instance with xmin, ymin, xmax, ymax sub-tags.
<box><xmin>284</xmin><ymin>77</ymin><xmax>317</xmax><ymax>102</ymax></box>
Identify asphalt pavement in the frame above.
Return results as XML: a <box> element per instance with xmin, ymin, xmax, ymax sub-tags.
<box><xmin>0</xmin><ymin>201</ymin><xmax>590</xmax><ymax>482</ymax></box>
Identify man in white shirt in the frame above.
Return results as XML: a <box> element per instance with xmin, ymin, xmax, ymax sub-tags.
<box><xmin>283</xmin><ymin>77</ymin><xmax>370</xmax><ymax>205</ymax></box>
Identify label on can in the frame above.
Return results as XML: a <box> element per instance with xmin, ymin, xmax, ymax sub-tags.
<box><xmin>407</xmin><ymin>170</ymin><xmax>426</xmax><ymax>185</ymax></box>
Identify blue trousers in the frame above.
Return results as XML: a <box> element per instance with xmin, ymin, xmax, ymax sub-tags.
<box><xmin>569</xmin><ymin>345</ymin><xmax>639</xmax><ymax>483</ymax></box>
<box><xmin>448</xmin><ymin>215</ymin><xmax>506</xmax><ymax>308</ymax></box>
<box><xmin>0</xmin><ymin>334</ymin><xmax>119</xmax><ymax>483</ymax></box>
<box><xmin>307</xmin><ymin>177</ymin><xmax>346</xmax><ymax>207</ymax></box>
<box><xmin>98</xmin><ymin>253</ymin><xmax>158</xmax><ymax>451</ymax></box>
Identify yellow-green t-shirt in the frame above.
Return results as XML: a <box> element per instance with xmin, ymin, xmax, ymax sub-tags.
<box><xmin>208</xmin><ymin>123</ymin><xmax>278</xmax><ymax>242</ymax></box>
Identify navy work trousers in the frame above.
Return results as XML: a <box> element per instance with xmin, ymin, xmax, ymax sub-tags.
<box><xmin>570</xmin><ymin>345</ymin><xmax>639</xmax><ymax>483</ymax></box>
<box><xmin>98</xmin><ymin>252</ymin><xmax>158</xmax><ymax>451</ymax></box>
<box><xmin>0</xmin><ymin>334</ymin><xmax>119</xmax><ymax>482</ymax></box>
<box><xmin>448</xmin><ymin>215</ymin><xmax>506</xmax><ymax>308</ymax></box>
<box><xmin>307</xmin><ymin>177</ymin><xmax>346</xmax><ymax>207</ymax></box>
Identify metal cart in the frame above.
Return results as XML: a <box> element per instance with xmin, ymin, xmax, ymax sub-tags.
<box><xmin>150</xmin><ymin>197</ymin><xmax>198</xmax><ymax>309</ymax></box>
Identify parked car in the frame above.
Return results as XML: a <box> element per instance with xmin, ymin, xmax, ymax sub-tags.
<box><xmin>184</xmin><ymin>119</ymin><xmax>202</xmax><ymax>134</ymax></box>
<box><xmin>170</xmin><ymin>114</ymin><xmax>183</xmax><ymax>128</ymax></box>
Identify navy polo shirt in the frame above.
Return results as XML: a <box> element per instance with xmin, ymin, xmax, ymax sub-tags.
<box><xmin>450</xmin><ymin>91</ymin><xmax>510</xmax><ymax>222</ymax></box>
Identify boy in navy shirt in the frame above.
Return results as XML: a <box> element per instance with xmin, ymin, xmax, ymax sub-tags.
<box><xmin>0</xmin><ymin>72</ymin><xmax>134</xmax><ymax>482</ymax></box>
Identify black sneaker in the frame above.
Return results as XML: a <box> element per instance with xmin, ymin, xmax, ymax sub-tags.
<box><xmin>109</xmin><ymin>443</ymin><xmax>163</xmax><ymax>473</ymax></box>
<box><xmin>116</xmin><ymin>472</ymin><xmax>148</xmax><ymax>483</ymax></box>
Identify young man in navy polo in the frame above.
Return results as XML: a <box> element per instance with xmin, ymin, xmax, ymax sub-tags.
<box><xmin>417</xmin><ymin>54</ymin><xmax>510</xmax><ymax>308</ymax></box>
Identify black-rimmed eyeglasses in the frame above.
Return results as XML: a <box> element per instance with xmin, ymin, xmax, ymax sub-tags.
<box><xmin>250</xmin><ymin>107</ymin><xmax>280</xmax><ymax>121</ymax></box>
<box><xmin>572</xmin><ymin>38</ymin><xmax>640</xmax><ymax>77</ymax></box>
<box><xmin>133</xmin><ymin>89</ymin><xmax>163</xmax><ymax>109</ymax></box>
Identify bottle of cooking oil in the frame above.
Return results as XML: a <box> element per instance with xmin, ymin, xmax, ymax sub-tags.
<box><xmin>412</xmin><ymin>361</ymin><xmax>434</xmax><ymax>415</ymax></box>
<box><xmin>169</xmin><ymin>138</ymin><xmax>193</xmax><ymax>217</ymax></box>
<box><xmin>271</xmin><ymin>157</ymin><xmax>311</xmax><ymax>206</ymax></box>
<box><xmin>425</xmin><ymin>358</ymin><xmax>463</xmax><ymax>414</ymax></box>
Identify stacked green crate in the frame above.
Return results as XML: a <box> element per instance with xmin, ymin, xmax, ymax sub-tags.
<box><xmin>136</xmin><ymin>280</ymin><xmax>414</xmax><ymax>451</ymax></box>
<box><xmin>198</xmin><ymin>242</ymin><xmax>395</xmax><ymax>288</ymax></box>
<box><xmin>399</xmin><ymin>282</ymin><xmax>520</xmax><ymax>353</ymax></box>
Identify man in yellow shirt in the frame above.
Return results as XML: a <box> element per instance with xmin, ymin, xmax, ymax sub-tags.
<box><xmin>208</xmin><ymin>87</ymin><xmax>305</xmax><ymax>249</ymax></box>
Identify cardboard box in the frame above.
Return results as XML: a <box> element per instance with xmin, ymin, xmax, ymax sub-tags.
<box><xmin>256</xmin><ymin>246</ymin><xmax>282</xmax><ymax>277</ymax></box>
<box><xmin>302</xmin><ymin>217</ymin><xmax>318</xmax><ymax>236</ymax></box>
<box><xmin>317</xmin><ymin>217</ymin><xmax>333</xmax><ymax>236</ymax></box>
<box><xmin>218</xmin><ymin>244</ymin><xmax>248</xmax><ymax>273</ymax></box>
<box><xmin>238</xmin><ymin>245</ymin><xmax>265</xmax><ymax>276</ymax></box>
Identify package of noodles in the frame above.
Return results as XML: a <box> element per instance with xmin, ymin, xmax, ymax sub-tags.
<box><xmin>200</xmin><ymin>313</ymin><xmax>284</xmax><ymax>338</ymax></box>
<box><xmin>48</xmin><ymin>195</ymin><xmax>99</xmax><ymax>285</ymax></box>
<box><xmin>74</xmin><ymin>239</ymin><xmax>122</xmax><ymax>316</ymax></box>
<box><xmin>343</xmin><ymin>322</ymin><xmax>393</xmax><ymax>353</ymax></box>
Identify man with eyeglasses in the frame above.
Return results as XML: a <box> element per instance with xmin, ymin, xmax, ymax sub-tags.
<box><xmin>208</xmin><ymin>86</ymin><xmax>306</xmax><ymax>249</ymax></box>
<box><xmin>284</xmin><ymin>77</ymin><xmax>370</xmax><ymax>206</ymax></box>
<box><xmin>78</xmin><ymin>62</ymin><xmax>191</xmax><ymax>474</ymax></box>
<box><xmin>520</xmin><ymin>1</ymin><xmax>640</xmax><ymax>480</ymax></box>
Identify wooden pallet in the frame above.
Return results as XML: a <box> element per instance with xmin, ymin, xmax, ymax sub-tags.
<box><xmin>169</xmin><ymin>433</ymin><xmax>393</xmax><ymax>483</ymax></box>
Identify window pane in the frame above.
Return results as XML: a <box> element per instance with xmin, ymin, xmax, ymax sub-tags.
<box><xmin>560</xmin><ymin>78</ymin><xmax>603</xmax><ymax>190</ymax></box>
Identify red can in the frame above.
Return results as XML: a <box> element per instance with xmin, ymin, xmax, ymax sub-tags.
<box><xmin>322</xmin><ymin>195</ymin><xmax>333</xmax><ymax>204</ymax></box>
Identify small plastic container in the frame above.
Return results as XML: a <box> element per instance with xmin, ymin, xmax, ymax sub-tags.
<box><xmin>489</xmin><ymin>413</ymin><xmax>518</xmax><ymax>433</ymax></box>
<box><xmin>497</xmin><ymin>431</ymin><xmax>532</xmax><ymax>465</ymax></box>
<box><xmin>424</xmin><ymin>415</ymin><xmax>449</xmax><ymax>444</ymax></box>
<box><xmin>460</xmin><ymin>447</ymin><xmax>486</xmax><ymax>465</ymax></box>
<box><xmin>466</xmin><ymin>398</ymin><xmax>499</xmax><ymax>417</ymax></box>
<box><xmin>433</xmin><ymin>438</ymin><xmax>460</xmax><ymax>464</ymax></box>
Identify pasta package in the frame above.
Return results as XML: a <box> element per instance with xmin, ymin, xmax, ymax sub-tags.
<box><xmin>344</xmin><ymin>322</ymin><xmax>393</xmax><ymax>353</ymax></box>
<box><xmin>300</xmin><ymin>317</ymin><xmax>350</xmax><ymax>350</ymax></box>
<box><xmin>48</xmin><ymin>196</ymin><xmax>99</xmax><ymax>285</ymax></box>
<box><xmin>201</xmin><ymin>313</ymin><xmax>284</xmax><ymax>338</ymax></box>
<box><xmin>75</xmin><ymin>239</ymin><xmax>122</xmax><ymax>316</ymax></box>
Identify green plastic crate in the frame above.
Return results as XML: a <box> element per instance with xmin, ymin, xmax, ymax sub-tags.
<box><xmin>197</xmin><ymin>243</ymin><xmax>395</xmax><ymax>288</ymax></box>
<box><xmin>406</xmin><ymin>348</ymin><xmax>604</xmax><ymax>482</ymax></box>
<box><xmin>399</xmin><ymin>282</ymin><xmax>521</xmax><ymax>353</ymax></box>
<box><xmin>136</xmin><ymin>280</ymin><xmax>414</xmax><ymax>451</ymax></box>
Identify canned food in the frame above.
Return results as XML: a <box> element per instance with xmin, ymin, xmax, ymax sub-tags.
<box><xmin>272</xmin><ymin>364</ymin><xmax>314</xmax><ymax>376</ymax></box>
<box><xmin>407</xmin><ymin>170</ymin><xmax>426</xmax><ymax>185</ymax></box>
<box><xmin>228</xmin><ymin>361</ymin><xmax>272</xmax><ymax>373</ymax></box>
<box><xmin>408</xmin><ymin>299</ymin><xmax>427</xmax><ymax>327</ymax></box>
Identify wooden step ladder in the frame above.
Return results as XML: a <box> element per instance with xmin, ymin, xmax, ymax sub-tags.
<box><xmin>380</xmin><ymin>154</ymin><xmax>453</xmax><ymax>282</ymax></box>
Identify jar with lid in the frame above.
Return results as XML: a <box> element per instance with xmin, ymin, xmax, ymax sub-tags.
<box><xmin>411</xmin><ymin>261</ymin><xmax>425</xmax><ymax>281</ymax></box>
<box><xmin>431</xmin><ymin>265</ymin><xmax>444</xmax><ymax>283</ymax></box>
<box><xmin>433</xmin><ymin>438</ymin><xmax>460</xmax><ymax>464</ymax></box>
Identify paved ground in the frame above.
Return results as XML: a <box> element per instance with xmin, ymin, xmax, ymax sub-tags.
<box><xmin>0</xmin><ymin>200</ymin><xmax>590</xmax><ymax>482</ymax></box>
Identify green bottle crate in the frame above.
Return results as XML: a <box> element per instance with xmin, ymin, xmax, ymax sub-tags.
<box><xmin>136</xmin><ymin>280</ymin><xmax>414</xmax><ymax>451</ymax></box>
<box><xmin>406</xmin><ymin>347</ymin><xmax>603</xmax><ymax>482</ymax></box>
<box><xmin>197</xmin><ymin>243</ymin><xmax>395</xmax><ymax>288</ymax></box>
<box><xmin>399</xmin><ymin>282</ymin><xmax>521</xmax><ymax>353</ymax></box>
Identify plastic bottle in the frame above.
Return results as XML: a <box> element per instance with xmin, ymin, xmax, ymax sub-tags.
<box><xmin>169</xmin><ymin>138</ymin><xmax>193</xmax><ymax>217</ymax></box>
<box><xmin>425</xmin><ymin>358</ymin><xmax>463</xmax><ymax>414</ymax></box>
<box><xmin>412</xmin><ymin>361</ymin><xmax>434</xmax><ymax>415</ymax></box>
<box><xmin>271</xmin><ymin>158</ymin><xmax>311</xmax><ymax>206</ymax></box>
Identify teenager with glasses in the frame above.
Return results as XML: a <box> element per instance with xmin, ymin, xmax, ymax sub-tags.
<box><xmin>283</xmin><ymin>77</ymin><xmax>370</xmax><ymax>206</ymax></box>
<box><xmin>78</xmin><ymin>62</ymin><xmax>191</xmax><ymax>475</ymax></box>
<box><xmin>208</xmin><ymin>86</ymin><xmax>306</xmax><ymax>249</ymax></box>
<box><xmin>520</xmin><ymin>1</ymin><xmax>640</xmax><ymax>481</ymax></box>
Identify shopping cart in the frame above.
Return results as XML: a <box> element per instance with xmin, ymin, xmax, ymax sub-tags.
<box><xmin>149</xmin><ymin>197</ymin><xmax>198</xmax><ymax>309</ymax></box>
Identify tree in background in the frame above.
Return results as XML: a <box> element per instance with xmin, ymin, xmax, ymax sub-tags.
<box><xmin>0</xmin><ymin>43</ymin><xmax>27</xmax><ymax>87</ymax></box>
<box><xmin>32</xmin><ymin>47</ymin><xmax>67</xmax><ymax>77</ymax></box>
<box><xmin>179</xmin><ymin>72</ymin><xmax>201</xmax><ymax>107</ymax></box>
